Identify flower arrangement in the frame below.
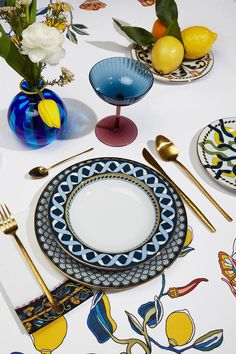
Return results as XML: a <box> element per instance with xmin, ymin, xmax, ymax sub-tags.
<box><xmin>0</xmin><ymin>0</ymin><xmax>87</xmax><ymax>128</ymax></box>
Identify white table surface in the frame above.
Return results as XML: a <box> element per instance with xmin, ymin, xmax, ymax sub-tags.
<box><xmin>0</xmin><ymin>0</ymin><xmax>235</xmax><ymax>353</ymax></box>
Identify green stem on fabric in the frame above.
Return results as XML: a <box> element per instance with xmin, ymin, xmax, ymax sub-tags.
<box><xmin>159</xmin><ymin>273</ymin><xmax>166</xmax><ymax>298</ymax></box>
<box><xmin>150</xmin><ymin>337</ymin><xmax>180</xmax><ymax>352</ymax></box>
<box><xmin>110</xmin><ymin>332</ymin><xmax>151</xmax><ymax>354</ymax></box>
<box><xmin>97</xmin><ymin>316</ymin><xmax>151</xmax><ymax>354</ymax></box>
<box><xmin>142</xmin><ymin>323</ymin><xmax>152</xmax><ymax>350</ymax></box>
<box><xmin>150</xmin><ymin>336</ymin><xmax>194</xmax><ymax>353</ymax></box>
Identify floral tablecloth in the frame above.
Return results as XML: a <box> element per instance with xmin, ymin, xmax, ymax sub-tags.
<box><xmin>0</xmin><ymin>1</ymin><xmax>235</xmax><ymax>353</ymax></box>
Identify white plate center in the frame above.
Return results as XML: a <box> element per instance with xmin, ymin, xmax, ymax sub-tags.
<box><xmin>68</xmin><ymin>179</ymin><xmax>157</xmax><ymax>253</ymax></box>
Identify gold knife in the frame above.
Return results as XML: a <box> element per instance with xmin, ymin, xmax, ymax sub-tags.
<box><xmin>142</xmin><ymin>148</ymin><xmax>216</xmax><ymax>232</ymax></box>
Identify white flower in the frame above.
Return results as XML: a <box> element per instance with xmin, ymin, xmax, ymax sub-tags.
<box><xmin>18</xmin><ymin>0</ymin><xmax>32</xmax><ymax>5</ymax></box>
<box><xmin>21</xmin><ymin>22</ymin><xmax>65</xmax><ymax>65</ymax></box>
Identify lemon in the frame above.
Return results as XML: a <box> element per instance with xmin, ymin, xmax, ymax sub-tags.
<box><xmin>181</xmin><ymin>26</ymin><xmax>217</xmax><ymax>59</ymax></box>
<box><xmin>183</xmin><ymin>227</ymin><xmax>193</xmax><ymax>247</ymax></box>
<box><xmin>151</xmin><ymin>36</ymin><xmax>184</xmax><ymax>74</ymax></box>
<box><xmin>166</xmin><ymin>310</ymin><xmax>195</xmax><ymax>347</ymax></box>
<box><xmin>32</xmin><ymin>316</ymin><xmax>67</xmax><ymax>352</ymax></box>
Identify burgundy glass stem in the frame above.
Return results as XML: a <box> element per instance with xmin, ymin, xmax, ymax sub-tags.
<box><xmin>114</xmin><ymin>106</ymin><xmax>121</xmax><ymax>130</ymax></box>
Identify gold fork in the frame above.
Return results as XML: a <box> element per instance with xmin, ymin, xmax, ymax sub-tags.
<box><xmin>0</xmin><ymin>203</ymin><xmax>61</xmax><ymax>313</ymax></box>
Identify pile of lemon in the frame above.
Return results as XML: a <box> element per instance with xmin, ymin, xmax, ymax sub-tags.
<box><xmin>151</xmin><ymin>24</ymin><xmax>217</xmax><ymax>75</ymax></box>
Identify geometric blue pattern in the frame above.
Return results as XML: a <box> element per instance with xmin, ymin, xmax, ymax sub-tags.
<box><xmin>48</xmin><ymin>158</ymin><xmax>177</xmax><ymax>270</ymax></box>
<box><xmin>35</xmin><ymin>165</ymin><xmax>187</xmax><ymax>288</ymax></box>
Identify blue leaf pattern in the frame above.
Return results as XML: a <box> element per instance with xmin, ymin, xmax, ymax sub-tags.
<box><xmin>138</xmin><ymin>296</ymin><xmax>163</xmax><ymax>328</ymax></box>
<box><xmin>138</xmin><ymin>301</ymin><xmax>156</xmax><ymax>327</ymax></box>
<box><xmin>87</xmin><ymin>291</ymin><xmax>117</xmax><ymax>344</ymax></box>
<box><xmin>193</xmin><ymin>330</ymin><xmax>223</xmax><ymax>351</ymax></box>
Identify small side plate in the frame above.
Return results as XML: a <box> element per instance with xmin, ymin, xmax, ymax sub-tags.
<box><xmin>131</xmin><ymin>44</ymin><xmax>214</xmax><ymax>83</ymax></box>
<box><xmin>197</xmin><ymin>118</ymin><xmax>236</xmax><ymax>191</ymax></box>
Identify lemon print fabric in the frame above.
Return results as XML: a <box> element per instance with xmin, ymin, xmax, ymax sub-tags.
<box><xmin>166</xmin><ymin>310</ymin><xmax>195</xmax><ymax>347</ymax></box>
<box><xmin>181</xmin><ymin>26</ymin><xmax>217</xmax><ymax>59</ymax></box>
<box><xmin>197</xmin><ymin>118</ymin><xmax>236</xmax><ymax>191</ymax></box>
<box><xmin>32</xmin><ymin>316</ymin><xmax>67</xmax><ymax>353</ymax></box>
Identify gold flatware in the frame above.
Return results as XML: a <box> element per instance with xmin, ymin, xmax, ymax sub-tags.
<box><xmin>29</xmin><ymin>147</ymin><xmax>94</xmax><ymax>178</ymax></box>
<box><xmin>156</xmin><ymin>135</ymin><xmax>232</xmax><ymax>222</ymax></box>
<box><xmin>142</xmin><ymin>148</ymin><xmax>216</xmax><ymax>232</ymax></box>
<box><xmin>0</xmin><ymin>204</ymin><xmax>61</xmax><ymax>313</ymax></box>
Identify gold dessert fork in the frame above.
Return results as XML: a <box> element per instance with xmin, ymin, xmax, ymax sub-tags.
<box><xmin>0</xmin><ymin>203</ymin><xmax>61</xmax><ymax>313</ymax></box>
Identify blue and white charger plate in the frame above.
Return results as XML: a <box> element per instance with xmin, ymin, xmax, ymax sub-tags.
<box><xmin>47</xmin><ymin>158</ymin><xmax>178</xmax><ymax>270</ymax></box>
<box><xmin>197</xmin><ymin>118</ymin><xmax>236</xmax><ymax>191</ymax></box>
<box><xmin>35</xmin><ymin>160</ymin><xmax>187</xmax><ymax>289</ymax></box>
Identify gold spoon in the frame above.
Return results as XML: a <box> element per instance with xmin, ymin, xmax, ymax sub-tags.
<box><xmin>143</xmin><ymin>148</ymin><xmax>216</xmax><ymax>232</ymax></box>
<box><xmin>156</xmin><ymin>135</ymin><xmax>232</xmax><ymax>222</ymax></box>
<box><xmin>29</xmin><ymin>147</ymin><xmax>94</xmax><ymax>178</ymax></box>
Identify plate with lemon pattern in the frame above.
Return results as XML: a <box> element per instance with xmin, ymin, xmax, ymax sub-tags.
<box><xmin>131</xmin><ymin>44</ymin><xmax>214</xmax><ymax>83</ymax></box>
<box><xmin>197</xmin><ymin>118</ymin><xmax>236</xmax><ymax>191</ymax></box>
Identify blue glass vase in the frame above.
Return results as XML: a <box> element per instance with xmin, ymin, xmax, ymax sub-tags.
<box><xmin>8</xmin><ymin>81</ymin><xmax>67</xmax><ymax>147</ymax></box>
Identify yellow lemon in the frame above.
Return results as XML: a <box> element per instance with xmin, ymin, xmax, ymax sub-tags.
<box><xmin>183</xmin><ymin>227</ymin><xmax>193</xmax><ymax>248</ymax></box>
<box><xmin>166</xmin><ymin>310</ymin><xmax>195</xmax><ymax>346</ymax></box>
<box><xmin>151</xmin><ymin>35</ymin><xmax>184</xmax><ymax>74</ymax></box>
<box><xmin>32</xmin><ymin>316</ymin><xmax>67</xmax><ymax>352</ymax></box>
<box><xmin>181</xmin><ymin>26</ymin><xmax>217</xmax><ymax>59</ymax></box>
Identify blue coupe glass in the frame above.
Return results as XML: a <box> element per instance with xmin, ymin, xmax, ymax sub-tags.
<box><xmin>89</xmin><ymin>57</ymin><xmax>154</xmax><ymax>147</ymax></box>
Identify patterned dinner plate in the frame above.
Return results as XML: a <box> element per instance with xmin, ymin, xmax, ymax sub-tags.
<box><xmin>131</xmin><ymin>44</ymin><xmax>214</xmax><ymax>83</ymax></box>
<box><xmin>47</xmin><ymin>158</ymin><xmax>178</xmax><ymax>270</ymax></box>
<box><xmin>197</xmin><ymin>118</ymin><xmax>236</xmax><ymax>191</ymax></box>
<box><xmin>35</xmin><ymin>161</ymin><xmax>187</xmax><ymax>289</ymax></box>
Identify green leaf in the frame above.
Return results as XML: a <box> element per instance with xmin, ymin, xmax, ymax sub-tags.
<box><xmin>113</xmin><ymin>19</ymin><xmax>155</xmax><ymax>47</ymax></box>
<box><xmin>0</xmin><ymin>25</ymin><xmax>27</xmax><ymax>78</ymax></box>
<box><xmin>6</xmin><ymin>0</ymin><xmax>16</xmax><ymax>5</ymax></box>
<box><xmin>179</xmin><ymin>247</ymin><xmax>195</xmax><ymax>258</ymax></box>
<box><xmin>29</xmin><ymin>0</ymin><xmax>37</xmax><ymax>25</ymax></box>
<box><xmin>165</xmin><ymin>19</ymin><xmax>183</xmax><ymax>43</ymax></box>
<box><xmin>73</xmin><ymin>24</ymin><xmax>88</xmax><ymax>30</ymax></box>
<box><xmin>66</xmin><ymin>29</ymin><xmax>78</xmax><ymax>44</ymax></box>
<box><xmin>71</xmin><ymin>25</ymin><xmax>88</xmax><ymax>36</ymax></box>
<box><xmin>193</xmin><ymin>330</ymin><xmax>223</xmax><ymax>351</ymax></box>
<box><xmin>0</xmin><ymin>24</ymin><xmax>40</xmax><ymax>86</ymax></box>
<box><xmin>155</xmin><ymin>0</ymin><xmax>178</xmax><ymax>26</ymax></box>
<box><xmin>125</xmin><ymin>311</ymin><xmax>144</xmax><ymax>336</ymax></box>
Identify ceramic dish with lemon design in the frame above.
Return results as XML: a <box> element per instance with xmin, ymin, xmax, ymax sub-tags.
<box><xmin>197</xmin><ymin>118</ymin><xmax>236</xmax><ymax>191</ymax></box>
<box><xmin>131</xmin><ymin>44</ymin><xmax>214</xmax><ymax>83</ymax></box>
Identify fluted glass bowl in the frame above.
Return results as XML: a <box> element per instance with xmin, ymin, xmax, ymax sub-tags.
<box><xmin>89</xmin><ymin>57</ymin><xmax>154</xmax><ymax>106</ymax></box>
<box><xmin>89</xmin><ymin>57</ymin><xmax>154</xmax><ymax>147</ymax></box>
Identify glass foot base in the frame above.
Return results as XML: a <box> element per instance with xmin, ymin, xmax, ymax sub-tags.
<box><xmin>95</xmin><ymin>115</ymin><xmax>138</xmax><ymax>147</ymax></box>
